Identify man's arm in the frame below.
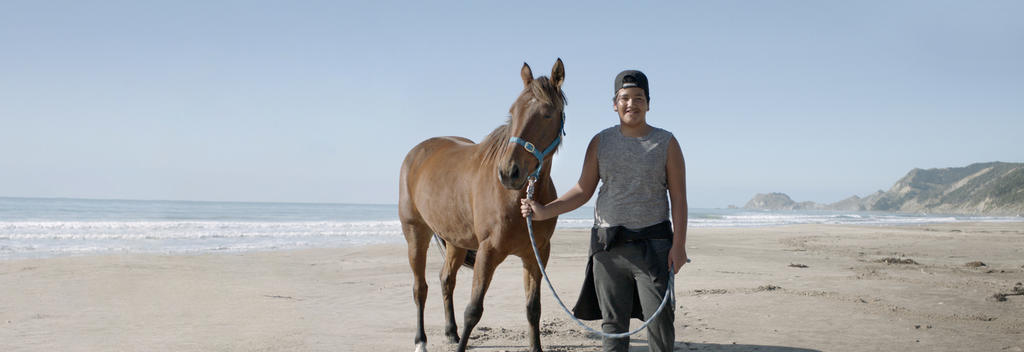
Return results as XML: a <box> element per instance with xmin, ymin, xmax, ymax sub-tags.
<box><xmin>521</xmin><ymin>135</ymin><xmax>600</xmax><ymax>220</ymax></box>
<box><xmin>666</xmin><ymin>136</ymin><xmax>688</xmax><ymax>273</ymax></box>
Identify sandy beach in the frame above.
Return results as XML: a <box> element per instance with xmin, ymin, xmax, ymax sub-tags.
<box><xmin>2</xmin><ymin>222</ymin><xmax>1023</xmax><ymax>351</ymax></box>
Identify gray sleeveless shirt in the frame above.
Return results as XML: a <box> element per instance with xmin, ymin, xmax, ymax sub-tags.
<box><xmin>594</xmin><ymin>125</ymin><xmax>673</xmax><ymax>229</ymax></box>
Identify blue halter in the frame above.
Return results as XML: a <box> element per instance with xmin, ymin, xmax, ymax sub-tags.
<box><xmin>508</xmin><ymin>112</ymin><xmax>566</xmax><ymax>179</ymax></box>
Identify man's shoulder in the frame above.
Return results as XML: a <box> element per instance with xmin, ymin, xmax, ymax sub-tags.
<box><xmin>596</xmin><ymin>125</ymin><xmax>619</xmax><ymax>135</ymax></box>
<box><xmin>649</xmin><ymin>126</ymin><xmax>674</xmax><ymax>141</ymax></box>
<box><xmin>590</xmin><ymin>126</ymin><xmax>618</xmax><ymax>142</ymax></box>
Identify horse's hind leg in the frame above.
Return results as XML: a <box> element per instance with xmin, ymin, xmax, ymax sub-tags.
<box><xmin>521</xmin><ymin>241</ymin><xmax>551</xmax><ymax>352</ymax></box>
<box><xmin>440</xmin><ymin>241</ymin><xmax>467</xmax><ymax>343</ymax></box>
<box><xmin>402</xmin><ymin>221</ymin><xmax>432</xmax><ymax>352</ymax></box>
<box><xmin>456</xmin><ymin>246</ymin><xmax>507</xmax><ymax>352</ymax></box>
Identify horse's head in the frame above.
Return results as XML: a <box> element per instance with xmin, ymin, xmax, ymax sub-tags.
<box><xmin>498</xmin><ymin>58</ymin><xmax>566</xmax><ymax>190</ymax></box>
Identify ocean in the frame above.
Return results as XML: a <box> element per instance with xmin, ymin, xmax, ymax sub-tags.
<box><xmin>1</xmin><ymin>197</ymin><xmax>1019</xmax><ymax>260</ymax></box>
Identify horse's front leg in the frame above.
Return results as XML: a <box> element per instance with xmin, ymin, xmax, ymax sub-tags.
<box><xmin>456</xmin><ymin>245</ymin><xmax>507</xmax><ymax>352</ymax></box>
<box><xmin>521</xmin><ymin>240</ymin><xmax>550</xmax><ymax>352</ymax></box>
<box><xmin>440</xmin><ymin>241</ymin><xmax>467</xmax><ymax>344</ymax></box>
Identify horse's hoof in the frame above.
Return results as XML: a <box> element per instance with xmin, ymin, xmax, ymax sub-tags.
<box><xmin>414</xmin><ymin>342</ymin><xmax>427</xmax><ymax>352</ymax></box>
<box><xmin>445</xmin><ymin>333</ymin><xmax>460</xmax><ymax>344</ymax></box>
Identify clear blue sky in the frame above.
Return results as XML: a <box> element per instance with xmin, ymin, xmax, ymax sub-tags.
<box><xmin>2</xmin><ymin>1</ymin><xmax>1022</xmax><ymax>208</ymax></box>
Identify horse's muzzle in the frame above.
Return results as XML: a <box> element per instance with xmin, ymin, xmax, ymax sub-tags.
<box><xmin>498</xmin><ymin>162</ymin><xmax>526</xmax><ymax>190</ymax></box>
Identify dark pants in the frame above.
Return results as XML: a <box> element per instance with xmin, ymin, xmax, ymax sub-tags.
<box><xmin>592</xmin><ymin>238</ymin><xmax>674</xmax><ymax>352</ymax></box>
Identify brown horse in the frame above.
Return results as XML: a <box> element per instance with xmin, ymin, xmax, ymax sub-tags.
<box><xmin>399</xmin><ymin>59</ymin><xmax>566</xmax><ymax>352</ymax></box>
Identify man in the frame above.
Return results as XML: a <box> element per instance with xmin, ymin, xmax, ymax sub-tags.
<box><xmin>521</xmin><ymin>69</ymin><xmax>688</xmax><ymax>351</ymax></box>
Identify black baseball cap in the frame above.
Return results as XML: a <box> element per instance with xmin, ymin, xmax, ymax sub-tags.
<box><xmin>614</xmin><ymin>70</ymin><xmax>650</xmax><ymax>102</ymax></box>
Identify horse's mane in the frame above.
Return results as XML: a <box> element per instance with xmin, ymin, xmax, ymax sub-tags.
<box><xmin>480</xmin><ymin>77</ymin><xmax>567</xmax><ymax>165</ymax></box>
<box><xmin>481</xmin><ymin>123</ymin><xmax>512</xmax><ymax>165</ymax></box>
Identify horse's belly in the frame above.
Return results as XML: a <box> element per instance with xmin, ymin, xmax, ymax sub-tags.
<box><xmin>420</xmin><ymin>216</ymin><xmax>479</xmax><ymax>249</ymax></box>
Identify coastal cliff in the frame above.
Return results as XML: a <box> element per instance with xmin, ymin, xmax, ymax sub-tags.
<box><xmin>743</xmin><ymin>162</ymin><xmax>1024</xmax><ymax>215</ymax></box>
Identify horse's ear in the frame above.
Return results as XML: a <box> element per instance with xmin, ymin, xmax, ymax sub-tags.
<box><xmin>521</xmin><ymin>62</ymin><xmax>533</xmax><ymax>88</ymax></box>
<box><xmin>551</xmin><ymin>58</ymin><xmax>565</xmax><ymax>89</ymax></box>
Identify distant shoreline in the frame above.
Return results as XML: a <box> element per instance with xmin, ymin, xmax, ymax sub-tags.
<box><xmin>742</xmin><ymin>162</ymin><xmax>1024</xmax><ymax>216</ymax></box>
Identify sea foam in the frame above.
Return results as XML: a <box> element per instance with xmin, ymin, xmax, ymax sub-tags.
<box><xmin>2</xmin><ymin>197</ymin><xmax>1019</xmax><ymax>259</ymax></box>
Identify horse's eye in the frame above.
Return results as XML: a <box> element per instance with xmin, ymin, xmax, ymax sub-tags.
<box><xmin>543</xmin><ymin>115</ymin><xmax>552</xmax><ymax>119</ymax></box>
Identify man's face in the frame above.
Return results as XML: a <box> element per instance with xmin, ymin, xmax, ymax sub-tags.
<box><xmin>613</xmin><ymin>87</ymin><xmax>649</xmax><ymax>126</ymax></box>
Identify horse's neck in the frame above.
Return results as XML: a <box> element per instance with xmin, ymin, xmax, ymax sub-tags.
<box><xmin>534</xmin><ymin>177</ymin><xmax>556</xmax><ymax>203</ymax></box>
<box><xmin>529</xmin><ymin>160</ymin><xmax>557</xmax><ymax>203</ymax></box>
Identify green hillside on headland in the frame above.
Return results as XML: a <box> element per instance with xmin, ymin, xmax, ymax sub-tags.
<box><xmin>744</xmin><ymin>162</ymin><xmax>1024</xmax><ymax>216</ymax></box>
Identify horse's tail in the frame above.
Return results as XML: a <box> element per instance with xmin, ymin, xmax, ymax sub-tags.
<box><xmin>432</xmin><ymin>234</ymin><xmax>476</xmax><ymax>269</ymax></box>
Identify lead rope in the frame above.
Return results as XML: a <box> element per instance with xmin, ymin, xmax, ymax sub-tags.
<box><xmin>524</xmin><ymin>176</ymin><xmax>678</xmax><ymax>339</ymax></box>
